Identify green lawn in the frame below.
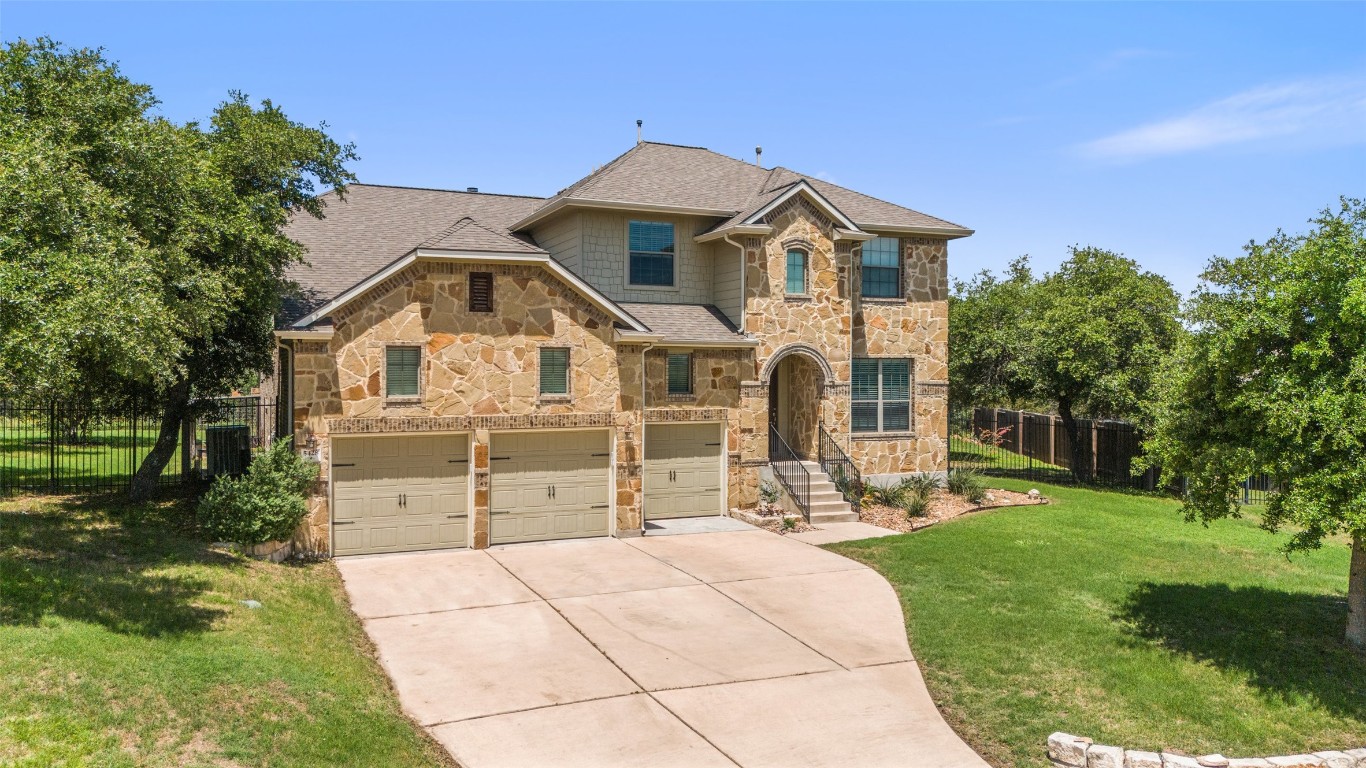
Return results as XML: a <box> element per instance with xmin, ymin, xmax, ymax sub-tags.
<box><xmin>827</xmin><ymin>480</ymin><xmax>1364</xmax><ymax>767</ymax></box>
<box><xmin>0</xmin><ymin>495</ymin><xmax>450</xmax><ymax>767</ymax></box>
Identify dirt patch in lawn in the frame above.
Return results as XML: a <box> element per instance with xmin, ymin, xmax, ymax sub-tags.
<box><xmin>860</xmin><ymin>488</ymin><xmax>1047</xmax><ymax>533</ymax></box>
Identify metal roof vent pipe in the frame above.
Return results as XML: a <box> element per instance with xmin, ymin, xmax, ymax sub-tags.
<box><xmin>636</xmin><ymin>119</ymin><xmax>643</xmax><ymax>144</ymax></box>
<box><xmin>466</xmin><ymin>187</ymin><xmax>478</xmax><ymax>193</ymax></box>
<box><xmin>755</xmin><ymin>146</ymin><xmax>762</xmax><ymax>166</ymax></box>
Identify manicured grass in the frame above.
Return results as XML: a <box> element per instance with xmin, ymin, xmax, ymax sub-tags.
<box><xmin>827</xmin><ymin>480</ymin><xmax>1364</xmax><ymax>767</ymax></box>
<box><xmin>0</xmin><ymin>495</ymin><xmax>450</xmax><ymax>768</ymax></box>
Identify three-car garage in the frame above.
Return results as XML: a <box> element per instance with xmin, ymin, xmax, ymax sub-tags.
<box><xmin>330</xmin><ymin>422</ymin><xmax>726</xmax><ymax>556</ymax></box>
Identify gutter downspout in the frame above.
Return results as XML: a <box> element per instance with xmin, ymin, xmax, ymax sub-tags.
<box><xmin>639</xmin><ymin>341</ymin><xmax>654</xmax><ymax>533</ymax></box>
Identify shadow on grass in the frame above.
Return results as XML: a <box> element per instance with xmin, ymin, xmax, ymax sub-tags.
<box><xmin>0</xmin><ymin>495</ymin><xmax>235</xmax><ymax>636</ymax></box>
<box><xmin>1118</xmin><ymin>582</ymin><xmax>1366</xmax><ymax>720</ymax></box>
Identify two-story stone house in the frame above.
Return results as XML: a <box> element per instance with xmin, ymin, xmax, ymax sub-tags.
<box><xmin>274</xmin><ymin>141</ymin><xmax>971</xmax><ymax>556</ymax></box>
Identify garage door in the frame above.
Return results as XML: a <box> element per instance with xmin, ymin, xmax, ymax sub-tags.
<box><xmin>644</xmin><ymin>422</ymin><xmax>724</xmax><ymax>519</ymax></box>
<box><xmin>489</xmin><ymin>430</ymin><xmax>611</xmax><ymax>545</ymax></box>
<box><xmin>331</xmin><ymin>434</ymin><xmax>469</xmax><ymax>556</ymax></box>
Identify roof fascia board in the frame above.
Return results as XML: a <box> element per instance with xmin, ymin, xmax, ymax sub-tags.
<box><xmin>294</xmin><ymin>249</ymin><xmax>649</xmax><ymax>332</ymax></box>
<box><xmin>511</xmin><ymin>197</ymin><xmax>736</xmax><ymax>231</ymax></box>
<box><xmin>693</xmin><ymin>225</ymin><xmax>773</xmax><ymax>243</ymax></box>
<box><xmin>655</xmin><ymin>338</ymin><xmax>761</xmax><ymax>349</ymax></box>
<box><xmin>275</xmin><ymin>328</ymin><xmax>334</xmax><ymax>340</ymax></box>
<box><xmin>742</xmin><ymin>181</ymin><xmax>863</xmax><ymax>232</ymax></box>
<box><xmin>834</xmin><ymin>228</ymin><xmax>877</xmax><ymax>242</ymax></box>
<box><xmin>860</xmin><ymin>223</ymin><xmax>976</xmax><ymax>239</ymax></box>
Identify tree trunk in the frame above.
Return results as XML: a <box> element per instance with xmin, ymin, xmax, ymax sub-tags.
<box><xmin>1058</xmin><ymin>398</ymin><xmax>1092</xmax><ymax>484</ymax></box>
<box><xmin>129</xmin><ymin>379</ymin><xmax>192</xmax><ymax>502</ymax></box>
<box><xmin>1349</xmin><ymin>532</ymin><xmax>1365</xmax><ymax>650</ymax></box>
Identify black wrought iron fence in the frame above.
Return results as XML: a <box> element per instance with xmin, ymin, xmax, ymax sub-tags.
<box><xmin>817</xmin><ymin>426</ymin><xmax>862</xmax><ymax>513</ymax></box>
<box><xmin>0</xmin><ymin>395</ymin><xmax>281</xmax><ymax>496</ymax></box>
<box><xmin>768</xmin><ymin>424</ymin><xmax>811</xmax><ymax>519</ymax></box>
<box><xmin>950</xmin><ymin>406</ymin><xmax>1272</xmax><ymax>503</ymax></box>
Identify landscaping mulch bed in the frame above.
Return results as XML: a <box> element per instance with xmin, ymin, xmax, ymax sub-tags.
<box><xmin>860</xmin><ymin>487</ymin><xmax>1047</xmax><ymax>533</ymax></box>
<box><xmin>752</xmin><ymin>516</ymin><xmax>817</xmax><ymax>535</ymax></box>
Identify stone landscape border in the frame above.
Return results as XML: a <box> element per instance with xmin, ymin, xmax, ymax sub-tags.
<box><xmin>1048</xmin><ymin>732</ymin><xmax>1366</xmax><ymax>768</ymax></box>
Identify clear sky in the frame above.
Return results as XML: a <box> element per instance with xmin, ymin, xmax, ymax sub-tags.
<box><xmin>4</xmin><ymin>1</ymin><xmax>1364</xmax><ymax>295</ymax></box>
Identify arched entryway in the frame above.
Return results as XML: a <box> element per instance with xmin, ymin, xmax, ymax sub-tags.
<box><xmin>762</xmin><ymin>344</ymin><xmax>834</xmax><ymax>460</ymax></box>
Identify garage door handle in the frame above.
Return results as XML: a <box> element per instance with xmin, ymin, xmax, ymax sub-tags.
<box><xmin>705</xmin><ymin>443</ymin><xmax>721</xmax><ymax>446</ymax></box>
<box><xmin>490</xmin><ymin>510</ymin><xmax>509</xmax><ymax>515</ymax></box>
<box><xmin>591</xmin><ymin>452</ymin><xmax>609</xmax><ymax>457</ymax></box>
<box><xmin>333</xmin><ymin>463</ymin><xmax>356</xmax><ymax>467</ymax></box>
<box><xmin>448</xmin><ymin>459</ymin><xmax>468</xmax><ymax>464</ymax></box>
<box><xmin>591</xmin><ymin>504</ymin><xmax>609</xmax><ymax>509</ymax></box>
<box><xmin>446</xmin><ymin>514</ymin><xmax>467</xmax><ymax>519</ymax></box>
<box><xmin>491</xmin><ymin>456</ymin><xmax>511</xmax><ymax>461</ymax></box>
<box><xmin>334</xmin><ymin>521</ymin><xmax>356</xmax><ymax>525</ymax></box>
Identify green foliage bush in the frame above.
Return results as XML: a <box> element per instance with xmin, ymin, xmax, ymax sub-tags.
<box><xmin>903</xmin><ymin>474</ymin><xmax>943</xmax><ymax>500</ymax></box>
<box><xmin>198</xmin><ymin>439</ymin><xmax>318</xmax><ymax>546</ymax></box>
<box><xmin>947</xmin><ymin>469</ymin><xmax>987</xmax><ymax>505</ymax></box>
<box><xmin>866</xmin><ymin>480</ymin><xmax>914</xmax><ymax>510</ymax></box>
<box><xmin>903</xmin><ymin>494</ymin><xmax>930</xmax><ymax>519</ymax></box>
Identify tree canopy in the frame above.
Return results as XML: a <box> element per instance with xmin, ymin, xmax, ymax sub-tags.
<box><xmin>1142</xmin><ymin>198</ymin><xmax>1366</xmax><ymax>647</ymax></box>
<box><xmin>0</xmin><ymin>38</ymin><xmax>357</xmax><ymax>498</ymax></box>
<box><xmin>950</xmin><ymin>247</ymin><xmax>1183</xmax><ymax>479</ymax></box>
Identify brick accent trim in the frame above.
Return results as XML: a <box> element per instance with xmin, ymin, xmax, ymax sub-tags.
<box><xmin>326</xmin><ymin>413</ymin><xmax>614</xmax><ymax>434</ymax></box>
<box><xmin>644</xmin><ymin>408</ymin><xmax>727</xmax><ymax>422</ymax></box>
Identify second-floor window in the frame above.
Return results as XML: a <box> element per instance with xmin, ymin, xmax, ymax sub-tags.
<box><xmin>629</xmin><ymin>220</ymin><xmax>675</xmax><ymax>287</ymax></box>
<box><xmin>540</xmin><ymin>348</ymin><xmax>570</xmax><ymax>396</ymax></box>
<box><xmin>385</xmin><ymin>346</ymin><xmax>421</xmax><ymax>399</ymax></box>
<box><xmin>861</xmin><ymin>236</ymin><xmax>902</xmax><ymax>298</ymax></box>
<box><xmin>852</xmin><ymin>358</ymin><xmax>911</xmax><ymax>433</ymax></box>
<box><xmin>667</xmin><ymin>352</ymin><xmax>692</xmax><ymax>395</ymax></box>
<box><xmin>785</xmin><ymin>249</ymin><xmax>807</xmax><ymax>294</ymax></box>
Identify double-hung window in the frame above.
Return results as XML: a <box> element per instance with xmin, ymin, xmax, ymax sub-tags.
<box><xmin>628</xmin><ymin>221</ymin><xmax>675</xmax><ymax>287</ymax></box>
<box><xmin>860</xmin><ymin>237</ymin><xmax>901</xmax><ymax>298</ymax></box>
<box><xmin>851</xmin><ymin>359</ymin><xmax>911</xmax><ymax>433</ymax></box>
<box><xmin>539</xmin><ymin>348</ymin><xmax>570</xmax><ymax>396</ymax></box>
<box><xmin>785</xmin><ymin>249</ymin><xmax>807</xmax><ymax>294</ymax></box>
<box><xmin>667</xmin><ymin>353</ymin><xmax>692</xmax><ymax>395</ymax></box>
<box><xmin>385</xmin><ymin>346</ymin><xmax>421</xmax><ymax>398</ymax></box>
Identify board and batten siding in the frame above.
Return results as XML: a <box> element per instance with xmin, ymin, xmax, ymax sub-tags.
<box><xmin>530</xmin><ymin>212</ymin><xmax>582</xmax><ymax>272</ymax></box>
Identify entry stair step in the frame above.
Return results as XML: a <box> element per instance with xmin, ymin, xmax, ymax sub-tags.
<box><xmin>795</xmin><ymin>460</ymin><xmax>858</xmax><ymax>524</ymax></box>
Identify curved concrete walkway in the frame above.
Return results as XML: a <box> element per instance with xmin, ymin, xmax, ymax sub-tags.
<box><xmin>337</xmin><ymin>529</ymin><xmax>987</xmax><ymax>768</ymax></box>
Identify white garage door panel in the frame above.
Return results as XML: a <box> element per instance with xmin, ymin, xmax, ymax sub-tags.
<box><xmin>490</xmin><ymin>430</ymin><xmax>611</xmax><ymax>545</ymax></box>
<box><xmin>645</xmin><ymin>423</ymin><xmax>723</xmax><ymax>520</ymax></box>
<box><xmin>332</xmin><ymin>435</ymin><xmax>469</xmax><ymax>556</ymax></box>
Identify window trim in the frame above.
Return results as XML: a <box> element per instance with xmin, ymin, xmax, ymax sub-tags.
<box><xmin>468</xmin><ymin>271</ymin><xmax>494</xmax><ymax>313</ymax></box>
<box><xmin>626</xmin><ymin>220</ymin><xmax>678</xmax><ymax>290</ymax></box>
<box><xmin>666</xmin><ymin>352</ymin><xmax>693</xmax><ymax>396</ymax></box>
<box><xmin>383</xmin><ymin>344</ymin><xmax>423</xmax><ymax>401</ymax></box>
<box><xmin>538</xmin><ymin>346</ymin><xmax>571</xmax><ymax>399</ymax></box>
<box><xmin>859</xmin><ymin>236</ymin><xmax>903</xmax><ymax>299</ymax></box>
<box><xmin>850</xmin><ymin>358</ymin><xmax>913</xmax><ymax>434</ymax></box>
<box><xmin>785</xmin><ymin>248</ymin><xmax>809</xmax><ymax>296</ymax></box>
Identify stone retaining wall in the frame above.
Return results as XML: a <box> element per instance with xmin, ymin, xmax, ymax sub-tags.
<box><xmin>1048</xmin><ymin>732</ymin><xmax>1366</xmax><ymax>768</ymax></box>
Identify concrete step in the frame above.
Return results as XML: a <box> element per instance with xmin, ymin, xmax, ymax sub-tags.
<box><xmin>809</xmin><ymin>510</ymin><xmax>860</xmax><ymax>524</ymax></box>
<box><xmin>807</xmin><ymin>490</ymin><xmax>846</xmax><ymax>504</ymax></box>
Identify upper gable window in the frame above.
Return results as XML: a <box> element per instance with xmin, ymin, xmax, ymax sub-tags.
<box><xmin>628</xmin><ymin>221</ymin><xmax>676</xmax><ymax>287</ymax></box>
<box><xmin>469</xmin><ymin>272</ymin><xmax>494</xmax><ymax>313</ymax></box>
<box><xmin>385</xmin><ymin>346</ymin><xmax>421</xmax><ymax>399</ymax></box>
<box><xmin>861</xmin><ymin>237</ymin><xmax>902</xmax><ymax>298</ymax></box>
<box><xmin>785</xmin><ymin>249</ymin><xmax>808</xmax><ymax>295</ymax></box>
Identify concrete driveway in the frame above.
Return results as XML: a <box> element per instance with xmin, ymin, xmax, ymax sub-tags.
<box><xmin>336</xmin><ymin>529</ymin><xmax>987</xmax><ymax>768</ymax></box>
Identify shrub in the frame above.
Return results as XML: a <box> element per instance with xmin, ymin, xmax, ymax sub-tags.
<box><xmin>198</xmin><ymin>438</ymin><xmax>319</xmax><ymax>546</ymax></box>
<box><xmin>903</xmin><ymin>474</ymin><xmax>942</xmax><ymax>501</ymax></box>
<box><xmin>947</xmin><ymin>468</ymin><xmax>987</xmax><ymax>505</ymax></box>
<box><xmin>781</xmin><ymin>515</ymin><xmax>797</xmax><ymax>531</ymax></box>
<box><xmin>904</xmin><ymin>494</ymin><xmax>929</xmax><ymax>519</ymax></box>
<box><xmin>759</xmin><ymin>480</ymin><xmax>782</xmax><ymax>506</ymax></box>
<box><xmin>866</xmin><ymin>480</ymin><xmax>914</xmax><ymax>509</ymax></box>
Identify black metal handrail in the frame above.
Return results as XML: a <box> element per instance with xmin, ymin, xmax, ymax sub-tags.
<box><xmin>768</xmin><ymin>424</ymin><xmax>811</xmax><ymax>520</ymax></box>
<box><xmin>817</xmin><ymin>426</ymin><xmax>862</xmax><ymax>513</ymax></box>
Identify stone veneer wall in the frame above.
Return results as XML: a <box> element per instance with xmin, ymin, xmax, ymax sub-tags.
<box><xmin>289</xmin><ymin>261</ymin><xmax>642</xmax><ymax>552</ymax></box>
<box><xmin>738</xmin><ymin>196</ymin><xmax>951</xmax><ymax>486</ymax></box>
<box><xmin>1048</xmin><ymin>732</ymin><xmax>1366</xmax><ymax>768</ymax></box>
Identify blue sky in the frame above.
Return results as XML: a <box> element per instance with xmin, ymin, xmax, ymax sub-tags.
<box><xmin>4</xmin><ymin>1</ymin><xmax>1364</xmax><ymax>295</ymax></box>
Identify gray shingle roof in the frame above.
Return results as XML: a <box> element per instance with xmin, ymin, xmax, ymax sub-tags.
<box><xmin>618</xmin><ymin>302</ymin><xmax>745</xmax><ymax>343</ymax></box>
<box><xmin>421</xmin><ymin>217</ymin><xmax>545</xmax><ymax>254</ymax></box>
<box><xmin>525</xmin><ymin>142</ymin><xmax>968</xmax><ymax>233</ymax></box>
<box><xmin>284</xmin><ymin>184</ymin><xmax>544</xmax><ymax>318</ymax></box>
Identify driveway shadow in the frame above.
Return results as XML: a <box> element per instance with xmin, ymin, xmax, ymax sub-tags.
<box><xmin>0</xmin><ymin>496</ymin><xmax>234</xmax><ymax>636</ymax></box>
<box><xmin>1117</xmin><ymin>582</ymin><xmax>1365</xmax><ymax>720</ymax></box>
